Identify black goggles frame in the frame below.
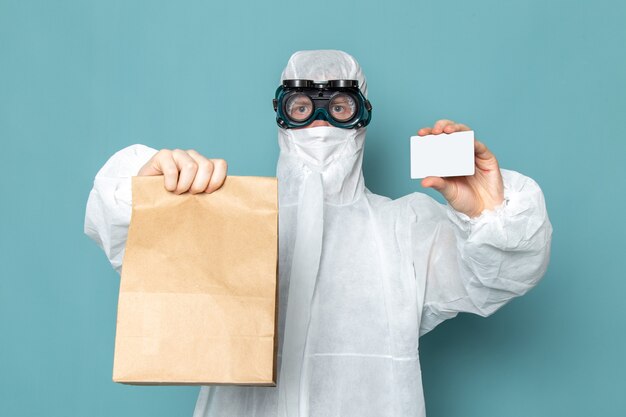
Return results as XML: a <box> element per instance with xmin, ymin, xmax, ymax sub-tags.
<box><xmin>273</xmin><ymin>79</ymin><xmax>372</xmax><ymax>129</ymax></box>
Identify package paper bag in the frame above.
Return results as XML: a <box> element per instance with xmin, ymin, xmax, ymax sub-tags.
<box><xmin>113</xmin><ymin>175</ymin><xmax>278</xmax><ymax>385</ymax></box>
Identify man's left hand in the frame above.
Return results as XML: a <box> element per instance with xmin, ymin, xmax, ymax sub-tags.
<box><xmin>417</xmin><ymin>119</ymin><xmax>504</xmax><ymax>218</ymax></box>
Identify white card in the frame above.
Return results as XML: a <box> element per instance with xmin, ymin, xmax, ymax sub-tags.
<box><xmin>410</xmin><ymin>130</ymin><xmax>475</xmax><ymax>179</ymax></box>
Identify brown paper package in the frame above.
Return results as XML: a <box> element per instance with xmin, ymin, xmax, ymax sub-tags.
<box><xmin>113</xmin><ymin>175</ymin><xmax>278</xmax><ymax>386</ymax></box>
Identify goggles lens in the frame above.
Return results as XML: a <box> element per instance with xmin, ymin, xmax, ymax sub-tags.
<box><xmin>285</xmin><ymin>94</ymin><xmax>314</xmax><ymax>122</ymax></box>
<box><xmin>328</xmin><ymin>93</ymin><xmax>356</xmax><ymax>122</ymax></box>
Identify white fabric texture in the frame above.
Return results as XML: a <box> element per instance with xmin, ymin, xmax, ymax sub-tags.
<box><xmin>84</xmin><ymin>50</ymin><xmax>553</xmax><ymax>417</ymax></box>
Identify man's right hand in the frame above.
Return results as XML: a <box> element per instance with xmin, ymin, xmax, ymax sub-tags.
<box><xmin>137</xmin><ymin>149</ymin><xmax>228</xmax><ymax>194</ymax></box>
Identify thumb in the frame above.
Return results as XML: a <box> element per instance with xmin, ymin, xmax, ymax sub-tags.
<box><xmin>137</xmin><ymin>164</ymin><xmax>162</xmax><ymax>176</ymax></box>
<box><xmin>421</xmin><ymin>176</ymin><xmax>457</xmax><ymax>201</ymax></box>
<box><xmin>137</xmin><ymin>154</ymin><xmax>165</xmax><ymax>176</ymax></box>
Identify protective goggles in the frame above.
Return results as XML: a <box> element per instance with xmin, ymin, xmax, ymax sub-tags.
<box><xmin>273</xmin><ymin>79</ymin><xmax>372</xmax><ymax>129</ymax></box>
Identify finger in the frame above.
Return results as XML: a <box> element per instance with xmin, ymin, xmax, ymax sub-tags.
<box><xmin>417</xmin><ymin>127</ymin><xmax>432</xmax><ymax>136</ymax></box>
<box><xmin>171</xmin><ymin>149</ymin><xmax>198</xmax><ymax>194</ymax></box>
<box><xmin>474</xmin><ymin>139</ymin><xmax>495</xmax><ymax>160</ymax></box>
<box><xmin>443</xmin><ymin>123</ymin><xmax>471</xmax><ymax>134</ymax></box>
<box><xmin>186</xmin><ymin>150</ymin><xmax>214</xmax><ymax>194</ymax></box>
<box><xmin>421</xmin><ymin>176</ymin><xmax>457</xmax><ymax>202</ymax></box>
<box><xmin>432</xmin><ymin>119</ymin><xmax>455</xmax><ymax>134</ymax></box>
<box><xmin>153</xmin><ymin>150</ymin><xmax>179</xmax><ymax>192</ymax></box>
<box><xmin>206</xmin><ymin>159</ymin><xmax>228</xmax><ymax>193</ymax></box>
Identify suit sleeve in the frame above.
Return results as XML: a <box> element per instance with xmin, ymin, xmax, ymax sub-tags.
<box><xmin>84</xmin><ymin>144</ymin><xmax>158</xmax><ymax>274</ymax></box>
<box><xmin>414</xmin><ymin>168</ymin><xmax>553</xmax><ymax>336</ymax></box>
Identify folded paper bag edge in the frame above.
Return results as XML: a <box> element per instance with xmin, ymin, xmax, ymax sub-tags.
<box><xmin>130</xmin><ymin>175</ymin><xmax>277</xmax><ymax>210</ymax></box>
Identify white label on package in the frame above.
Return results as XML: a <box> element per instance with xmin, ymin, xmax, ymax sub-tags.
<box><xmin>410</xmin><ymin>130</ymin><xmax>475</xmax><ymax>179</ymax></box>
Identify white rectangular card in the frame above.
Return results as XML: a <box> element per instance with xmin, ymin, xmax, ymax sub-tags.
<box><xmin>410</xmin><ymin>130</ymin><xmax>475</xmax><ymax>179</ymax></box>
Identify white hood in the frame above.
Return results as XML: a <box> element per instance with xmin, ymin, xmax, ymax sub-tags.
<box><xmin>277</xmin><ymin>50</ymin><xmax>368</xmax><ymax>206</ymax></box>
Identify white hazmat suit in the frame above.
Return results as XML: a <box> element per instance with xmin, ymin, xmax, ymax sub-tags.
<box><xmin>84</xmin><ymin>50</ymin><xmax>552</xmax><ymax>417</ymax></box>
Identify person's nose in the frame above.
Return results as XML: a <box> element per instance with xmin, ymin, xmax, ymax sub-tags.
<box><xmin>306</xmin><ymin>120</ymin><xmax>331</xmax><ymax>128</ymax></box>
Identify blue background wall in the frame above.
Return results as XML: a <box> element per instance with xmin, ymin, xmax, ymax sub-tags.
<box><xmin>1</xmin><ymin>0</ymin><xmax>625</xmax><ymax>416</ymax></box>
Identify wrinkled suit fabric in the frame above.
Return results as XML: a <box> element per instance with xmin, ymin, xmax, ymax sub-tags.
<box><xmin>84</xmin><ymin>50</ymin><xmax>552</xmax><ymax>417</ymax></box>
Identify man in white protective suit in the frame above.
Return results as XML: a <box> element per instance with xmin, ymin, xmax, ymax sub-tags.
<box><xmin>84</xmin><ymin>50</ymin><xmax>553</xmax><ymax>417</ymax></box>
